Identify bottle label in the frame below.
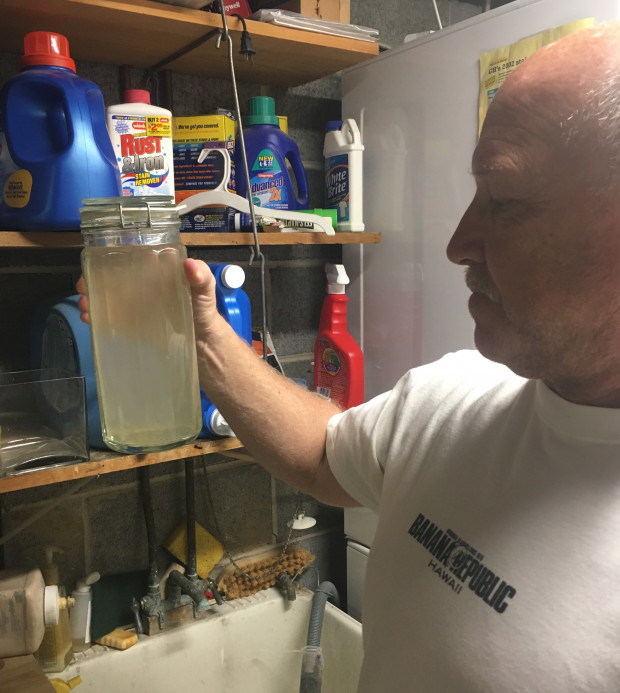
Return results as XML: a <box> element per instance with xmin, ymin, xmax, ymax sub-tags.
<box><xmin>325</xmin><ymin>152</ymin><xmax>349</xmax><ymax>223</ymax></box>
<box><xmin>0</xmin><ymin>130</ymin><xmax>32</xmax><ymax>208</ymax></box>
<box><xmin>109</xmin><ymin>114</ymin><xmax>174</xmax><ymax>196</ymax></box>
<box><xmin>316</xmin><ymin>340</ymin><xmax>349</xmax><ymax>409</ymax></box>
<box><xmin>249</xmin><ymin>147</ymin><xmax>289</xmax><ymax>209</ymax></box>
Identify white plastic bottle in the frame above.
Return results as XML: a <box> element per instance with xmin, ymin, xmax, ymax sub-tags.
<box><xmin>0</xmin><ymin>567</ymin><xmax>60</xmax><ymax>657</ymax></box>
<box><xmin>324</xmin><ymin>119</ymin><xmax>364</xmax><ymax>232</ymax></box>
<box><xmin>106</xmin><ymin>89</ymin><xmax>175</xmax><ymax>197</ymax></box>
<box><xmin>70</xmin><ymin>572</ymin><xmax>100</xmax><ymax>652</ymax></box>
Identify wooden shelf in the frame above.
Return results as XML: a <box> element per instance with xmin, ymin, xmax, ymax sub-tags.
<box><xmin>0</xmin><ymin>436</ymin><xmax>244</xmax><ymax>493</ymax></box>
<box><xmin>0</xmin><ymin>231</ymin><xmax>381</xmax><ymax>248</ymax></box>
<box><xmin>0</xmin><ymin>0</ymin><xmax>379</xmax><ymax>87</ymax></box>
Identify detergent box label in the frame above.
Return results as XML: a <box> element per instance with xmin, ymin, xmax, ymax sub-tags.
<box><xmin>325</xmin><ymin>152</ymin><xmax>350</xmax><ymax>223</ymax></box>
<box><xmin>108</xmin><ymin>114</ymin><xmax>174</xmax><ymax>197</ymax></box>
<box><xmin>173</xmin><ymin>113</ymin><xmax>236</xmax><ymax>231</ymax></box>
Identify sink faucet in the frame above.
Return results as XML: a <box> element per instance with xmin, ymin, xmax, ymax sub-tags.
<box><xmin>276</xmin><ymin>571</ymin><xmax>296</xmax><ymax>601</ymax></box>
<box><xmin>139</xmin><ymin>461</ymin><xmax>221</xmax><ymax>633</ymax></box>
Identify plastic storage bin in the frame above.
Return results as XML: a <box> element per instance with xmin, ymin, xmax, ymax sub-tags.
<box><xmin>0</xmin><ymin>369</ymin><xmax>88</xmax><ymax>477</ymax></box>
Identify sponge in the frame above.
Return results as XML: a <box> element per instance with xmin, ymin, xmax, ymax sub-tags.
<box><xmin>164</xmin><ymin>519</ymin><xmax>225</xmax><ymax>578</ymax></box>
<box><xmin>96</xmin><ymin>628</ymin><xmax>138</xmax><ymax>650</ymax></box>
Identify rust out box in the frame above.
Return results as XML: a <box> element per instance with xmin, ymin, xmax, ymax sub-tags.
<box><xmin>172</xmin><ymin>112</ymin><xmax>236</xmax><ymax>231</ymax></box>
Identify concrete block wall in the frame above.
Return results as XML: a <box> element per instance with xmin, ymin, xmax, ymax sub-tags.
<box><xmin>0</xmin><ymin>0</ymin><xmax>481</xmax><ymax>604</ymax></box>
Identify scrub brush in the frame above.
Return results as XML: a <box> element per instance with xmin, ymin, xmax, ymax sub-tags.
<box><xmin>216</xmin><ymin>545</ymin><xmax>314</xmax><ymax>599</ymax></box>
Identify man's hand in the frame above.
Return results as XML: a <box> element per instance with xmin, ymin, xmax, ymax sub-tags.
<box><xmin>183</xmin><ymin>258</ymin><xmax>221</xmax><ymax>342</ymax></box>
<box><xmin>76</xmin><ymin>258</ymin><xmax>220</xmax><ymax>334</ymax></box>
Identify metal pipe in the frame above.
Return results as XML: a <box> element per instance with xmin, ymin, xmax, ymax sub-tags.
<box><xmin>140</xmin><ymin>466</ymin><xmax>160</xmax><ymax>591</ymax></box>
<box><xmin>185</xmin><ymin>459</ymin><xmax>198</xmax><ymax>580</ymax></box>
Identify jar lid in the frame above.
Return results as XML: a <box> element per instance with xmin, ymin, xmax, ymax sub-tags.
<box><xmin>80</xmin><ymin>196</ymin><xmax>180</xmax><ymax>230</ymax></box>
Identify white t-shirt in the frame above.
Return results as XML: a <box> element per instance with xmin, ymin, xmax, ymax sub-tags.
<box><xmin>327</xmin><ymin>350</ymin><xmax>620</xmax><ymax>692</ymax></box>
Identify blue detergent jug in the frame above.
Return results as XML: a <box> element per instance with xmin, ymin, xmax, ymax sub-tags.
<box><xmin>199</xmin><ymin>263</ymin><xmax>252</xmax><ymax>439</ymax></box>
<box><xmin>235</xmin><ymin>97</ymin><xmax>309</xmax><ymax>211</ymax></box>
<box><xmin>0</xmin><ymin>31</ymin><xmax>121</xmax><ymax>231</ymax></box>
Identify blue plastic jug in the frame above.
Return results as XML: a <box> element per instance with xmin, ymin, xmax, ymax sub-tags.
<box><xmin>199</xmin><ymin>263</ymin><xmax>252</xmax><ymax>438</ymax></box>
<box><xmin>0</xmin><ymin>32</ymin><xmax>121</xmax><ymax>231</ymax></box>
<box><xmin>235</xmin><ymin>97</ymin><xmax>309</xmax><ymax>211</ymax></box>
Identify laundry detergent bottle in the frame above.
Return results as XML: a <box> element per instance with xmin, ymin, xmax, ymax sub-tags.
<box><xmin>236</xmin><ymin>96</ymin><xmax>309</xmax><ymax>210</ymax></box>
<box><xmin>314</xmin><ymin>263</ymin><xmax>364</xmax><ymax>409</ymax></box>
<box><xmin>0</xmin><ymin>31</ymin><xmax>121</xmax><ymax>231</ymax></box>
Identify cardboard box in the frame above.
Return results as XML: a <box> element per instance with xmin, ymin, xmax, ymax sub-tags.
<box><xmin>173</xmin><ymin>113</ymin><xmax>237</xmax><ymax>231</ymax></box>
<box><xmin>221</xmin><ymin>0</ymin><xmax>252</xmax><ymax>17</ymax></box>
<box><xmin>278</xmin><ymin>0</ymin><xmax>350</xmax><ymax>23</ymax></box>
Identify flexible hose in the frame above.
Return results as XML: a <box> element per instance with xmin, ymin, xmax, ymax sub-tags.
<box><xmin>306</xmin><ymin>581</ymin><xmax>340</xmax><ymax>647</ymax></box>
<box><xmin>300</xmin><ymin>582</ymin><xmax>340</xmax><ymax>693</ymax></box>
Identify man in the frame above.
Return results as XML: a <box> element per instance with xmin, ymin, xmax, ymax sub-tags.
<box><xmin>79</xmin><ymin>25</ymin><xmax>620</xmax><ymax>691</ymax></box>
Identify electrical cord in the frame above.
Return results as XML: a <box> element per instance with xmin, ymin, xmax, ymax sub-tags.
<box><xmin>215</xmin><ymin>2</ymin><xmax>268</xmax><ymax>361</ymax></box>
<box><xmin>233</xmin><ymin>13</ymin><xmax>256</xmax><ymax>63</ymax></box>
<box><xmin>0</xmin><ymin>476</ymin><xmax>94</xmax><ymax>547</ymax></box>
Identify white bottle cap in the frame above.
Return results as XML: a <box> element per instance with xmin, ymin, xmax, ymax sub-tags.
<box><xmin>210</xmin><ymin>410</ymin><xmax>234</xmax><ymax>437</ymax></box>
<box><xmin>221</xmin><ymin>264</ymin><xmax>245</xmax><ymax>290</ymax></box>
<box><xmin>43</xmin><ymin>585</ymin><xmax>60</xmax><ymax>627</ymax></box>
<box><xmin>75</xmin><ymin>572</ymin><xmax>101</xmax><ymax>593</ymax></box>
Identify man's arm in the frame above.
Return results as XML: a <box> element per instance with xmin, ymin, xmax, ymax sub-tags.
<box><xmin>184</xmin><ymin>258</ymin><xmax>358</xmax><ymax>508</ymax></box>
<box><xmin>78</xmin><ymin>260</ymin><xmax>358</xmax><ymax>507</ymax></box>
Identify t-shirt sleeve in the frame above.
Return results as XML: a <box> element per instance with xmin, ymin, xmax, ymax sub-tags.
<box><xmin>326</xmin><ymin>350</ymin><xmax>515</xmax><ymax>512</ymax></box>
<box><xmin>326</xmin><ymin>390</ymin><xmax>392</xmax><ymax>511</ymax></box>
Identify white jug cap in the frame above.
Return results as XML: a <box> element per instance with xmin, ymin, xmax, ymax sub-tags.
<box><xmin>210</xmin><ymin>410</ymin><xmax>234</xmax><ymax>437</ymax></box>
<box><xmin>221</xmin><ymin>264</ymin><xmax>245</xmax><ymax>290</ymax></box>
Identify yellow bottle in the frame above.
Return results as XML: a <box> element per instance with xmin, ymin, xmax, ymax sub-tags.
<box><xmin>35</xmin><ymin>546</ymin><xmax>75</xmax><ymax>673</ymax></box>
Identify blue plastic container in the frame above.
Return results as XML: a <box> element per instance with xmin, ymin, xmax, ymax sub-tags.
<box><xmin>235</xmin><ymin>97</ymin><xmax>308</xmax><ymax>211</ymax></box>
<box><xmin>30</xmin><ymin>295</ymin><xmax>105</xmax><ymax>449</ymax></box>
<box><xmin>199</xmin><ymin>263</ymin><xmax>252</xmax><ymax>438</ymax></box>
<box><xmin>0</xmin><ymin>32</ymin><xmax>121</xmax><ymax>231</ymax></box>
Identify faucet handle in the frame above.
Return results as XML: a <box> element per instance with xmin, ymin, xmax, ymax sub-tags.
<box><xmin>130</xmin><ymin>597</ymin><xmax>144</xmax><ymax>634</ymax></box>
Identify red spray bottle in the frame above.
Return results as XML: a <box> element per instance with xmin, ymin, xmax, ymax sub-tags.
<box><xmin>314</xmin><ymin>263</ymin><xmax>364</xmax><ymax>409</ymax></box>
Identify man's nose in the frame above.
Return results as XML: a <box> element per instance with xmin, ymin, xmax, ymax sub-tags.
<box><xmin>446</xmin><ymin>194</ymin><xmax>486</xmax><ymax>266</ymax></box>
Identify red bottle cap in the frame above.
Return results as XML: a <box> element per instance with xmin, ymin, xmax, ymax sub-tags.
<box><xmin>20</xmin><ymin>31</ymin><xmax>76</xmax><ymax>71</ymax></box>
<box><xmin>124</xmin><ymin>89</ymin><xmax>151</xmax><ymax>104</ymax></box>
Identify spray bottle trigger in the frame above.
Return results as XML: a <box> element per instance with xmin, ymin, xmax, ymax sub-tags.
<box><xmin>325</xmin><ymin>263</ymin><xmax>349</xmax><ymax>294</ymax></box>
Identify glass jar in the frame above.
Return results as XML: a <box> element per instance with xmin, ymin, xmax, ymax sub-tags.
<box><xmin>80</xmin><ymin>196</ymin><xmax>201</xmax><ymax>453</ymax></box>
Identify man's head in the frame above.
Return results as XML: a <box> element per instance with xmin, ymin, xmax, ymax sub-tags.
<box><xmin>447</xmin><ymin>25</ymin><xmax>620</xmax><ymax>406</ymax></box>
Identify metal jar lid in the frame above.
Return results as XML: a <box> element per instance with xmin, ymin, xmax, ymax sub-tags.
<box><xmin>79</xmin><ymin>195</ymin><xmax>180</xmax><ymax>230</ymax></box>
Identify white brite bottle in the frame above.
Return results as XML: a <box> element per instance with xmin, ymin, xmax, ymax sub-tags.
<box><xmin>324</xmin><ymin>119</ymin><xmax>364</xmax><ymax>232</ymax></box>
<box><xmin>106</xmin><ymin>89</ymin><xmax>175</xmax><ymax>197</ymax></box>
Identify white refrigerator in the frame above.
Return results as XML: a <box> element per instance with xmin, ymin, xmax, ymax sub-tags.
<box><xmin>340</xmin><ymin>0</ymin><xmax>620</xmax><ymax>621</ymax></box>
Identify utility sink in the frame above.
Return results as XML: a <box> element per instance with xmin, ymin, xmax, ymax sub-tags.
<box><xmin>54</xmin><ymin>587</ymin><xmax>363</xmax><ymax>693</ymax></box>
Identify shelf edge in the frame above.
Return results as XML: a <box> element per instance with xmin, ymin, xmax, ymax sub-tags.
<box><xmin>0</xmin><ymin>437</ymin><xmax>244</xmax><ymax>493</ymax></box>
